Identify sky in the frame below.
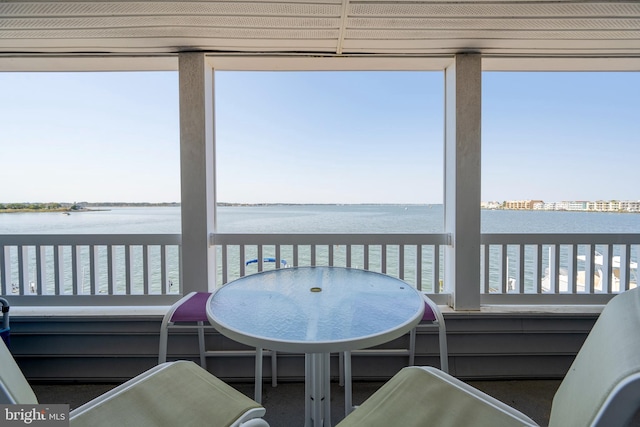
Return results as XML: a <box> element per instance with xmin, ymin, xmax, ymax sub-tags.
<box><xmin>1</xmin><ymin>70</ymin><xmax>638</xmax><ymax>204</ymax></box>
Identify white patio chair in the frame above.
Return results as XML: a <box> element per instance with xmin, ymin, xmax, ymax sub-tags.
<box><xmin>340</xmin><ymin>294</ymin><xmax>448</xmax><ymax>416</ymax></box>
<box><xmin>158</xmin><ymin>291</ymin><xmax>277</xmax><ymax>403</ymax></box>
<box><xmin>337</xmin><ymin>287</ymin><xmax>640</xmax><ymax>427</ymax></box>
<box><xmin>0</xmin><ymin>339</ymin><xmax>269</xmax><ymax>427</ymax></box>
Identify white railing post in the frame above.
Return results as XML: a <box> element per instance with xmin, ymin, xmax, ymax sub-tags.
<box><xmin>143</xmin><ymin>245</ymin><xmax>151</xmax><ymax>295</ymax></box>
<box><xmin>54</xmin><ymin>245</ymin><xmax>63</xmax><ymax>295</ymax></box>
<box><xmin>35</xmin><ymin>245</ymin><xmax>44</xmax><ymax>295</ymax></box>
<box><xmin>433</xmin><ymin>245</ymin><xmax>441</xmax><ymax>294</ymax></box>
<box><xmin>124</xmin><ymin>245</ymin><xmax>132</xmax><ymax>295</ymax></box>
<box><xmin>549</xmin><ymin>245</ymin><xmax>559</xmax><ymax>293</ymax></box>
<box><xmin>601</xmin><ymin>244</ymin><xmax>613</xmax><ymax>293</ymax></box>
<box><xmin>501</xmin><ymin>245</ymin><xmax>508</xmax><ymax>293</ymax></box>
<box><xmin>586</xmin><ymin>244</ymin><xmax>596</xmax><ymax>293</ymax></box>
<box><xmin>19</xmin><ymin>246</ymin><xmax>29</xmax><ymax>294</ymax></box>
<box><xmin>108</xmin><ymin>245</ymin><xmax>116</xmax><ymax>295</ymax></box>
<box><xmin>90</xmin><ymin>245</ymin><xmax>99</xmax><ymax>295</ymax></box>
<box><xmin>619</xmin><ymin>244</ymin><xmax>631</xmax><ymax>291</ymax></box>
<box><xmin>160</xmin><ymin>245</ymin><xmax>169</xmax><ymax>294</ymax></box>
<box><xmin>516</xmin><ymin>244</ymin><xmax>525</xmax><ymax>293</ymax></box>
<box><xmin>0</xmin><ymin>246</ymin><xmax>7</xmax><ymax>295</ymax></box>
<box><xmin>533</xmin><ymin>244</ymin><xmax>543</xmax><ymax>294</ymax></box>
<box><xmin>482</xmin><ymin>244</ymin><xmax>490</xmax><ymax>293</ymax></box>
<box><xmin>415</xmin><ymin>245</ymin><xmax>422</xmax><ymax>291</ymax></box>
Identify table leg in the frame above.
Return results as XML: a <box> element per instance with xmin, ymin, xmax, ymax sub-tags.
<box><xmin>322</xmin><ymin>353</ymin><xmax>331</xmax><ymax>426</ymax></box>
<box><xmin>305</xmin><ymin>354</ymin><xmax>311</xmax><ymax>427</ymax></box>
<box><xmin>305</xmin><ymin>353</ymin><xmax>331</xmax><ymax>427</ymax></box>
<box><xmin>344</xmin><ymin>350</ymin><xmax>353</xmax><ymax>417</ymax></box>
<box><xmin>255</xmin><ymin>347</ymin><xmax>263</xmax><ymax>404</ymax></box>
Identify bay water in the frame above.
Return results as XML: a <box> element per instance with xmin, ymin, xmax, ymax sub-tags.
<box><xmin>1</xmin><ymin>205</ymin><xmax>639</xmax><ymax>294</ymax></box>
<box><xmin>3</xmin><ymin>204</ymin><xmax>640</xmax><ymax>235</ymax></box>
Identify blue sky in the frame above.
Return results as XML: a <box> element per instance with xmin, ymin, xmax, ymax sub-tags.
<box><xmin>1</xmin><ymin>72</ymin><xmax>180</xmax><ymax>203</ymax></box>
<box><xmin>1</xmin><ymin>70</ymin><xmax>638</xmax><ymax>204</ymax></box>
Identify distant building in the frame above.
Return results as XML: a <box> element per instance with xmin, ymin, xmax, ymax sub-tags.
<box><xmin>487</xmin><ymin>199</ymin><xmax>640</xmax><ymax>213</ymax></box>
<box><xmin>481</xmin><ymin>201</ymin><xmax>502</xmax><ymax>210</ymax></box>
<box><xmin>503</xmin><ymin>200</ymin><xmax>544</xmax><ymax>210</ymax></box>
<box><xmin>566</xmin><ymin>201</ymin><xmax>588</xmax><ymax>211</ymax></box>
<box><xmin>588</xmin><ymin>200</ymin><xmax>640</xmax><ymax>212</ymax></box>
<box><xmin>620</xmin><ymin>201</ymin><xmax>640</xmax><ymax>212</ymax></box>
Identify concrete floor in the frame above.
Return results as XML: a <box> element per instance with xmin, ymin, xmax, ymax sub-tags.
<box><xmin>33</xmin><ymin>378</ymin><xmax>561</xmax><ymax>426</ymax></box>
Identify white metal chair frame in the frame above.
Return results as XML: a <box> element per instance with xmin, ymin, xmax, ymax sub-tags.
<box><xmin>1</xmin><ymin>336</ymin><xmax>270</xmax><ymax>427</ymax></box>
<box><xmin>340</xmin><ymin>294</ymin><xmax>448</xmax><ymax>416</ymax></box>
<box><xmin>158</xmin><ymin>291</ymin><xmax>277</xmax><ymax>403</ymax></box>
<box><xmin>337</xmin><ymin>287</ymin><xmax>640</xmax><ymax>427</ymax></box>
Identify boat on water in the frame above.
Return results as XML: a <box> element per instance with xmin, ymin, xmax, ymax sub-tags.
<box><xmin>541</xmin><ymin>252</ymin><xmax>638</xmax><ymax>293</ymax></box>
<box><xmin>245</xmin><ymin>257</ymin><xmax>288</xmax><ymax>267</ymax></box>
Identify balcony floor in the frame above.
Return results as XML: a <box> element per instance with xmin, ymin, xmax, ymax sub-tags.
<box><xmin>33</xmin><ymin>378</ymin><xmax>561</xmax><ymax>426</ymax></box>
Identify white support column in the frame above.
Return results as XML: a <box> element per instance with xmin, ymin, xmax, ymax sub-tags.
<box><xmin>179</xmin><ymin>53</ymin><xmax>217</xmax><ymax>294</ymax></box>
<box><xmin>443</xmin><ymin>53</ymin><xmax>482</xmax><ymax>310</ymax></box>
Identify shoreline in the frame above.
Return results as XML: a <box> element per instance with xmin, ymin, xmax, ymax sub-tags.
<box><xmin>0</xmin><ymin>208</ymin><xmax>104</xmax><ymax>214</ymax></box>
<box><xmin>1</xmin><ymin>203</ymin><xmax>638</xmax><ymax>215</ymax></box>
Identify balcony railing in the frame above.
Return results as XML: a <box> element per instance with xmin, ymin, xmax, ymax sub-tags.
<box><xmin>212</xmin><ymin>233</ymin><xmax>451</xmax><ymax>292</ymax></box>
<box><xmin>0</xmin><ymin>234</ymin><xmax>181</xmax><ymax>305</ymax></box>
<box><xmin>481</xmin><ymin>233</ymin><xmax>640</xmax><ymax>304</ymax></box>
<box><xmin>1</xmin><ymin>232</ymin><xmax>639</xmax><ymax>305</ymax></box>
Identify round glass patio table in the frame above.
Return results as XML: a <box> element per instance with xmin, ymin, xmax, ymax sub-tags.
<box><xmin>206</xmin><ymin>266</ymin><xmax>425</xmax><ymax>427</ymax></box>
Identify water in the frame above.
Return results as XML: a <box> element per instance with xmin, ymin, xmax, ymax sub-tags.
<box><xmin>217</xmin><ymin>204</ymin><xmax>444</xmax><ymax>233</ymax></box>
<box><xmin>0</xmin><ymin>207</ymin><xmax>181</xmax><ymax>234</ymax></box>
<box><xmin>3</xmin><ymin>204</ymin><xmax>640</xmax><ymax>234</ymax></box>
<box><xmin>220</xmin><ymin>205</ymin><xmax>640</xmax><ymax>234</ymax></box>
<box><xmin>481</xmin><ymin>209</ymin><xmax>640</xmax><ymax>234</ymax></box>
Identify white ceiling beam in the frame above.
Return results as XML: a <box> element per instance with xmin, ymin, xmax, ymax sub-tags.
<box><xmin>2</xmin><ymin>54</ymin><xmax>640</xmax><ymax>72</ymax></box>
<box><xmin>336</xmin><ymin>0</ymin><xmax>350</xmax><ymax>55</ymax></box>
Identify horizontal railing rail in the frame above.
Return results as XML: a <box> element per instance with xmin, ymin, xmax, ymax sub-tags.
<box><xmin>0</xmin><ymin>234</ymin><xmax>181</xmax><ymax>305</ymax></box>
<box><xmin>212</xmin><ymin>233</ymin><xmax>451</xmax><ymax>294</ymax></box>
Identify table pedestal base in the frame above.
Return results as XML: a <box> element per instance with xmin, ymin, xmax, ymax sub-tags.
<box><xmin>305</xmin><ymin>353</ymin><xmax>331</xmax><ymax>427</ymax></box>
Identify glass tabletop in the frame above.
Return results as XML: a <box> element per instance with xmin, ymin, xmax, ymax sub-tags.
<box><xmin>207</xmin><ymin>266</ymin><xmax>425</xmax><ymax>353</ymax></box>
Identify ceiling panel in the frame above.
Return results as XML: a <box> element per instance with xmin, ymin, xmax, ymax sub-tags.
<box><xmin>0</xmin><ymin>0</ymin><xmax>639</xmax><ymax>63</ymax></box>
<box><xmin>347</xmin><ymin>2</ymin><xmax>640</xmax><ymax>17</ymax></box>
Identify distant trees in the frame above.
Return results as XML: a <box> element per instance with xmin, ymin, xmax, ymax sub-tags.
<box><xmin>0</xmin><ymin>202</ymin><xmax>66</xmax><ymax>211</ymax></box>
<box><xmin>4</xmin><ymin>203</ymin><xmax>30</xmax><ymax>210</ymax></box>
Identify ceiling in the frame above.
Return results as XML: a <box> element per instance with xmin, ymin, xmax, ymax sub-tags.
<box><xmin>1</xmin><ymin>1</ymin><xmax>639</xmax><ymax>70</ymax></box>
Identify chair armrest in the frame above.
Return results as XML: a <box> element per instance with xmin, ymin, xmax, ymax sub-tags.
<box><xmin>337</xmin><ymin>366</ymin><xmax>538</xmax><ymax>427</ymax></box>
<box><xmin>70</xmin><ymin>361</ymin><xmax>266</xmax><ymax>427</ymax></box>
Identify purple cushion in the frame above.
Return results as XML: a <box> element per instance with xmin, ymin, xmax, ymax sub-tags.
<box><xmin>171</xmin><ymin>292</ymin><xmax>212</xmax><ymax>322</ymax></box>
<box><xmin>422</xmin><ymin>301</ymin><xmax>437</xmax><ymax>321</ymax></box>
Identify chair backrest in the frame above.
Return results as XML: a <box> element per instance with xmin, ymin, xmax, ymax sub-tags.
<box><xmin>549</xmin><ymin>287</ymin><xmax>640</xmax><ymax>427</ymax></box>
<box><xmin>0</xmin><ymin>338</ymin><xmax>39</xmax><ymax>404</ymax></box>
